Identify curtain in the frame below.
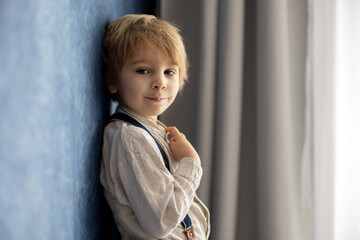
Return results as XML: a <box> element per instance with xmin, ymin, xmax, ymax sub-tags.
<box><xmin>310</xmin><ymin>1</ymin><xmax>336</xmax><ymax>239</ymax></box>
<box><xmin>159</xmin><ymin>1</ymin><xmax>317</xmax><ymax>239</ymax></box>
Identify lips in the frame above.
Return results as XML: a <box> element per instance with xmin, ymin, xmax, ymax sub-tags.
<box><xmin>146</xmin><ymin>97</ymin><xmax>168</xmax><ymax>102</ymax></box>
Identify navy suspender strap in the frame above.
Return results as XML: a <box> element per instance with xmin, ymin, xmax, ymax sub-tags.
<box><xmin>111</xmin><ymin>112</ymin><xmax>170</xmax><ymax>170</ymax></box>
<box><xmin>110</xmin><ymin>112</ymin><xmax>195</xmax><ymax>239</ymax></box>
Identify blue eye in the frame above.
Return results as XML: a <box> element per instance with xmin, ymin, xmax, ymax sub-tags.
<box><xmin>136</xmin><ymin>68</ymin><xmax>150</xmax><ymax>74</ymax></box>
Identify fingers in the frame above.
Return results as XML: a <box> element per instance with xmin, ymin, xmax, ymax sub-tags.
<box><xmin>165</xmin><ymin>126</ymin><xmax>183</xmax><ymax>139</ymax></box>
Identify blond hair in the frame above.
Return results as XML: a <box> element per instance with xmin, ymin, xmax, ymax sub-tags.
<box><xmin>103</xmin><ymin>14</ymin><xmax>188</xmax><ymax>98</ymax></box>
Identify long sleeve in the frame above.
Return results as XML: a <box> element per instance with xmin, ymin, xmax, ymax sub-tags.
<box><xmin>101</xmin><ymin>121</ymin><xmax>203</xmax><ymax>239</ymax></box>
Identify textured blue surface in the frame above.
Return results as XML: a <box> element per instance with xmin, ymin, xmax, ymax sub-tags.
<box><xmin>0</xmin><ymin>0</ymin><xmax>153</xmax><ymax>239</ymax></box>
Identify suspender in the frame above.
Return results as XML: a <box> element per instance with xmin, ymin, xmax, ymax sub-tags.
<box><xmin>111</xmin><ymin>112</ymin><xmax>170</xmax><ymax>170</ymax></box>
<box><xmin>110</xmin><ymin>112</ymin><xmax>195</xmax><ymax>240</ymax></box>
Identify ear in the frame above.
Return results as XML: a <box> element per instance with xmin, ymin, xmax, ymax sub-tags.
<box><xmin>105</xmin><ymin>76</ymin><xmax>118</xmax><ymax>94</ymax></box>
<box><xmin>107</xmin><ymin>83</ymin><xmax>118</xmax><ymax>94</ymax></box>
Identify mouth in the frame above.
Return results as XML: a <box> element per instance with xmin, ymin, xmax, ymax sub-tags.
<box><xmin>145</xmin><ymin>97</ymin><xmax>168</xmax><ymax>102</ymax></box>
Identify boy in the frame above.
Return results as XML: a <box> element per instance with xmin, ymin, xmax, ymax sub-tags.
<box><xmin>100</xmin><ymin>14</ymin><xmax>210</xmax><ymax>239</ymax></box>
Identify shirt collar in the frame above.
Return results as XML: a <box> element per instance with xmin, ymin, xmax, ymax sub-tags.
<box><xmin>116</xmin><ymin>105</ymin><xmax>167</xmax><ymax>138</ymax></box>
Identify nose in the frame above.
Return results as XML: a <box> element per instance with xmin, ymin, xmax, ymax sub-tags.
<box><xmin>151</xmin><ymin>75</ymin><xmax>166</xmax><ymax>90</ymax></box>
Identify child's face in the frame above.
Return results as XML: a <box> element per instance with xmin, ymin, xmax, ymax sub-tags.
<box><xmin>109</xmin><ymin>42</ymin><xmax>180</xmax><ymax>123</ymax></box>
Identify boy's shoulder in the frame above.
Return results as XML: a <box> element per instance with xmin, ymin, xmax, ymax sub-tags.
<box><xmin>104</xmin><ymin>120</ymin><xmax>155</xmax><ymax>146</ymax></box>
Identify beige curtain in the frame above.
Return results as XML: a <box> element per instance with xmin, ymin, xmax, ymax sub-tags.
<box><xmin>311</xmin><ymin>0</ymin><xmax>335</xmax><ymax>239</ymax></box>
<box><xmin>160</xmin><ymin>1</ymin><xmax>316</xmax><ymax>239</ymax></box>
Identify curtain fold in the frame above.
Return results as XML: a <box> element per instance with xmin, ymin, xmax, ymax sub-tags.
<box><xmin>256</xmin><ymin>1</ymin><xmax>308</xmax><ymax>239</ymax></box>
<box><xmin>160</xmin><ymin>1</ymin><xmax>310</xmax><ymax>239</ymax></box>
<box><xmin>208</xmin><ymin>1</ymin><xmax>244</xmax><ymax>239</ymax></box>
<box><xmin>311</xmin><ymin>0</ymin><xmax>335</xmax><ymax>239</ymax></box>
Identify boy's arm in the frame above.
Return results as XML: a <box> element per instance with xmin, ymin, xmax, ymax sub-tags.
<box><xmin>105</xmin><ymin>124</ymin><xmax>202</xmax><ymax>238</ymax></box>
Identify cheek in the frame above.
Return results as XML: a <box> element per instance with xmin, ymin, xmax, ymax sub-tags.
<box><xmin>116</xmin><ymin>82</ymin><xmax>133</xmax><ymax>105</ymax></box>
<box><xmin>170</xmin><ymin>80</ymin><xmax>180</xmax><ymax>94</ymax></box>
<box><xmin>119</xmin><ymin>77</ymin><xmax>142</xmax><ymax>94</ymax></box>
<box><xmin>120</xmin><ymin>86</ymin><xmax>141</xmax><ymax>104</ymax></box>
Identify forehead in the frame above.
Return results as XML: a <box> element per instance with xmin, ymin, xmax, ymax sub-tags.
<box><xmin>128</xmin><ymin>41</ymin><xmax>177</xmax><ymax>65</ymax></box>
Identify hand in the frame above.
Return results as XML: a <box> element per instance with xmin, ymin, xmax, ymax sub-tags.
<box><xmin>165</xmin><ymin>126</ymin><xmax>201</xmax><ymax>165</ymax></box>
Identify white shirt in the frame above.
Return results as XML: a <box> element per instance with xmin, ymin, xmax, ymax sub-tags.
<box><xmin>100</xmin><ymin>106</ymin><xmax>210</xmax><ymax>239</ymax></box>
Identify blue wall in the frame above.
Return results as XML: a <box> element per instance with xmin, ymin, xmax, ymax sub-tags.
<box><xmin>0</xmin><ymin>1</ymin><xmax>154</xmax><ymax>239</ymax></box>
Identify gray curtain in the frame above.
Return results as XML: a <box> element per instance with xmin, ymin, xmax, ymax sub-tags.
<box><xmin>160</xmin><ymin>0</ymin><xmax>312</xmax><ymax>240</ymax></box>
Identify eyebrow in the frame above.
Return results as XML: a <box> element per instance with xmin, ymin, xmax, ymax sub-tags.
<box><xmin>129</xmin><ymin>59</ymin><xmax>178</xmax><ymax>66</ymax></box>
<box><xmin>129</xmin><ymin>60</ymin><xmax>146</xmax><ymax>65</ymax></box>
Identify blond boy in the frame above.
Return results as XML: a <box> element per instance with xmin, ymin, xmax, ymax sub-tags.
<box><xmin>100</xmin><ymin>14</ymin><xmax>210</xmax><ymax>239</ymax></box>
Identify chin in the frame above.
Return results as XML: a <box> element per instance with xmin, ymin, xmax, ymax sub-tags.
<box><xmin>147</xmin><ymin>109</ymin><xmax>166</xmax><ymax>118</ymax></box>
